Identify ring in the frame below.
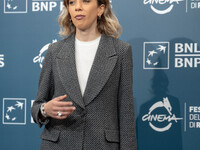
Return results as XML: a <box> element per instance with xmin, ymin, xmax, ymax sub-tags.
<box><xmin>57</xmin><ymin>111</ymin><xmax>62</xmax><ymax>117</ymax></box>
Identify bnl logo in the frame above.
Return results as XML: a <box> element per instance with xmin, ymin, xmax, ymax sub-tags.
<box><xmin>4</xmin><ymin>0</ymin><xmax>27</xmax><ymax>13</ymax></box>
<box><xmin>143</xmin><ymin>42</ymin><xmax>170</xmax><ymax>69</ymax></box>
<box><xmin>2</xmin><ymin>98</ymin><xmax>26</xmax><ymax>125</ymax></box>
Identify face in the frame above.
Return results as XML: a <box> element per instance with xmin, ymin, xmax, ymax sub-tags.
<box><xmin>68</xmin><ymin>0</ymin><xmax>105</xmax><ymax>31</ymax></box>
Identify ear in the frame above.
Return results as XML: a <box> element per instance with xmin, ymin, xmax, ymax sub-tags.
<box><xmin>98</xmin><ymin>4</ymin><xmax>105</xmax><ymax>17</ymax></box>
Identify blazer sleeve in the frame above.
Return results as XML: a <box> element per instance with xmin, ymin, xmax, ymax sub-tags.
<box><xmin>118</xmin><ymin>45</ymin><xmax>137</xmax><ymax>150</ymax></box>
<box><xmin>31</xmin><ymin>44</ymin><xmax>54</xmax><ymax>128</ymax></box>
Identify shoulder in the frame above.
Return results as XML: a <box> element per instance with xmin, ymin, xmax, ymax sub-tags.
<box><xmin>110</xmin><ymin>37</ymin><xmax>132</xmax><ymax>57</ymax></box>
<box><xmin>47</xmin><ymin>38</ymin><xmax>66</xmax><ymax>53</ymax></box>
<box><xmin>47</xmin><ymin>34</ymin><xmax>73</xmax><ymax>55</ymax></box>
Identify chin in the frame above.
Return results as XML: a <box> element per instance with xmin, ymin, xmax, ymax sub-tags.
<box><xmin>76</xmin><ymin>26</ymin><xmax>88</xmax><ymax>32</ymax></box>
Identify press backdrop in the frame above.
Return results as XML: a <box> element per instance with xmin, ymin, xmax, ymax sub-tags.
<box><xmin>1</xmin><ymin>0</ymin><xmax>200</xmax><ymax>150</ymax></box>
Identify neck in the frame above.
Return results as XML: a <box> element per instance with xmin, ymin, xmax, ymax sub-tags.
<box><xmin>75</xmin><ymin>27</ymin><xmax>101</xmax><ymax>42</ymax></box>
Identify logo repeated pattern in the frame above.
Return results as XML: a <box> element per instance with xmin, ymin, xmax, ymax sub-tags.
<box><xmin>143</xmin><ymin>42</ymin><xmax>169</xmax><ymax>69</ymax></box>
<box><xmin>142</xmin><ymin>97</ymin><xmax>183</xmax><ymax>132</ymax></box>
<box><xmin>4</xmin><ymin>0</ymin><xmax>27</xmax><ymax>13</ymax></box>
<box><xmin>3</xmin><ymin>98</ymin><xmax>26</xmax><ymax>125</ymax></box>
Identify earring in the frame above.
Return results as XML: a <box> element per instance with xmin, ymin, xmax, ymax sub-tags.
<box><xmin>98</xmin><ymin>15</ymin><xmax>101</xmax><ymax>21</ymax></box>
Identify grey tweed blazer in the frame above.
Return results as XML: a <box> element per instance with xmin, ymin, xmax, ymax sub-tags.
<box><xmin>31</xmin><ymin>33</ymin><xmax>137</xmax><ymax>150</ymax></box>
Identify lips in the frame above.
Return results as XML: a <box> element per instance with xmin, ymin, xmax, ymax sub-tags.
<box><xmin>75</xmin><ymin>15</ymin><xmax>85</xmax><ymax>20</ymax></box>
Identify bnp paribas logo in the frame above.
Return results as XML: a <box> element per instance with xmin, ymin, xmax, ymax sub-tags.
<box><xmin>2</xmin><ymin>98</ymin><xmax>26</xmax><ymax>125</ymax></box>
<box><xmin>143</xmin><ymin>42</ymin><xmax>169</xmax><ymax>69</ymax></box>
<box><xmin>143</xmin><ymin>0</ymin><xmax>184</xmax><ymax>14</ymax></box>
<box><xmin>4</xmin><ymin>0</ymin><xmax>27</xmax><ymax>13</ymax></box>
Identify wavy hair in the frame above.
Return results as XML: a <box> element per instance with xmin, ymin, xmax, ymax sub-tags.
<box><xmin>58</xmin><ymin>0</ymin><xmax>122</xmax><ymax>38</ymax></box>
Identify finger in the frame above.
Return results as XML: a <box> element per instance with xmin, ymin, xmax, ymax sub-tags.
<box><xmin>52</xmin><ymin>112</ymin><xmax>72</xmax><ymax>119</ymax></box>
<box><xmin>60</xmin><ymin>111</ymin><xmax>73</xmax><ymax>116</ymax></box>
<box><xmin>54</xmin><ymin>95</ymin><xmax>67</xmax><ymax>101</ymax></box>
<box><xmin>51</xmin><ymin>103</ymin><xmax>74</xmax><ymax>112</ymax></box>
<box><xmin>55</xmin><ymin>115</ymin><xmax>69</xmax><ymax>120</ymax></box>
<box><xmin>56</xmin><ymin>101</ymin><xmax>73</xmax><ymax>107</ymax></box>
<box><xmin>53</xmin><ymin>106</ymin><xmax>76</xmax><ymax>112</ymax></box>
<box><xmin>52</xmin><ymin>109</ymin><xmax>74</xmax><ymax>116</ymax></box>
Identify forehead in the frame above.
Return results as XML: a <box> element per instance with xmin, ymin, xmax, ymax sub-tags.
<box><xmin>65</xmin><ymin>0</ymin><xmax>104</xmax><ymax>5</ymax></box>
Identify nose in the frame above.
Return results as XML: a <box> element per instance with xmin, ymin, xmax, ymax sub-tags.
<box><xmin>75</xmin><ymin>1</ymin><xmax>82</xmax><ymax>11</ymax></box>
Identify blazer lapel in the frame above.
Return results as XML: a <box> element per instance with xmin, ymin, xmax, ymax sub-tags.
<box><xmin>56</xmin><ymin>34</ymin><xmax>85</xmax><ymax>109</ymax></box>
<box><xmin>56</xmin><ymin>33</ymin><xmax>118</xmax><ymax>109</ymax></box>
<box><xmin>83</xmin><ymin>33</ymin><xmax>118</xmax><ymax>106</ymax></box>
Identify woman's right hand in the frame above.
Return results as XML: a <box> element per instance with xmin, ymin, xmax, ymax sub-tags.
<box><xmin>44</xmin><ymin>95</ymin><xmax>76</xmax><ymax>119</ymax></box>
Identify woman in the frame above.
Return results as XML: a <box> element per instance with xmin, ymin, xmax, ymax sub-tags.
<box><xmin>31</xmin><ymin>0</ymin><xmax>137</xmax><ymax>150</ymax></box>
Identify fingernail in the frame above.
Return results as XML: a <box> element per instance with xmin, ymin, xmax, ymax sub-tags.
<box><xmin>73</xmin><ymin>107</ymin><xmax>76</xmax><ymax>110</ymax></box>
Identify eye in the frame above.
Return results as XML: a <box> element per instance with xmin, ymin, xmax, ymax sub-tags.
<box><xmin>69</xmin><ymin>0</ymin><xmax>75</xmax><ymax>5</ymax></box>
<box><xmin>83</xmin><ymin>0</ymin><xmax>90</xmax><ymax>3</ymax></box>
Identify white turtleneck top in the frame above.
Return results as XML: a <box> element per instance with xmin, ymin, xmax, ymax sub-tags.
<box><xmin>75</xmin><ymin>36</ymin><xmax>101</xmax><ymax>96</ymax></box>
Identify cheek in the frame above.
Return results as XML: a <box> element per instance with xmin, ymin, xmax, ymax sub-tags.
<box><xmin>86</xmin><ymin>8</ymin><xmax>98</xmax><ymax>21</ymax></box>
<box><xmin>68</xmin><ymin>7</ymin><xmax>74</xmax><ymax>17</ymax></box>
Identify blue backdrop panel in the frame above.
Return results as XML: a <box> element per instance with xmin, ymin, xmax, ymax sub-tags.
<box><xmin>0</xmin><ymin>0</ymin><xmax>200</xmax><ymax>150</ymax></box>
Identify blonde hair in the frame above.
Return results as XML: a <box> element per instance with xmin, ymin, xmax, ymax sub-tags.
<box><xmin>58</xmin><ymin>0</ymin><xmax>122</xmax><ymax>38</ymax></box>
